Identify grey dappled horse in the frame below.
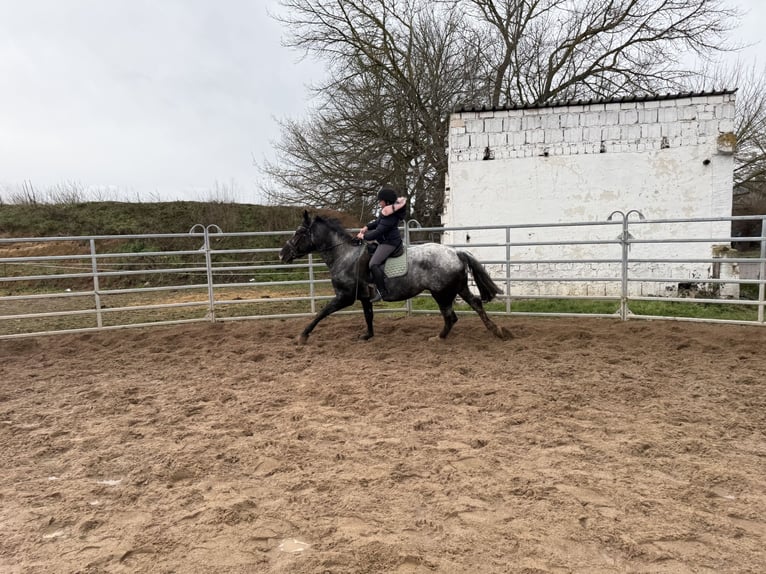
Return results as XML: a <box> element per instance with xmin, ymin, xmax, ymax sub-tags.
<box><xmin>279</xmin><ymin>211</ymin><xmax>512</xmax><ymax>344</ymax></box>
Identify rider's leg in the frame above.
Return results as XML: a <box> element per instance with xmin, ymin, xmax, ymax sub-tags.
<box><xmin>368</xmin><ymin>243</ymin><xmax>396</xmax><ymax>302</ymax></box>
<box><xmin>369</xmin><ymin>263</ymin><xmax>387</xmax><ymax>302</ymax></box>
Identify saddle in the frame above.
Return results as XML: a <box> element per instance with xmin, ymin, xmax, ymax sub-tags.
<box><xmin>367</xmin><ymin>242</ymin><xmax>408</xmax><ymax>277</ymax></box>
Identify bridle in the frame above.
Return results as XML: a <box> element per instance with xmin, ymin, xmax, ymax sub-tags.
<box><xmin>282</xmin><ymin>222</ymin><xmax>312</xmax><ymax>261</ymax></box>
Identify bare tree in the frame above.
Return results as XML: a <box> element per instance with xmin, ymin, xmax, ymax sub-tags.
<box><xmin>688</xmin><ymin>60</ymin><xmax>766</xmax><ymax>199</ymax></box>
<box><xmin>731</xmin><ymin>66</ymin><xmax>766</xmax><ymax>201</ymax></box>
<box><xmin>682</xmin><ymin>59</ymin><xmax>766</xmax><ymax>247</ymax></box>
<box><xmin>263</xmin><ymin>0</ymin><xmax>741</xmax><ymax>224</ymax></box>
<box><xmin>263</xmin><ymin>0</ymin><xmax>478</xmax><ymax>224</ymax></box>
<box><xmin>466</xmin><ymin>0</ymin><xmax>740</xmax><ymax>107</ymax></box>
<box><xmin>724</xmin><ymin>63</ymin><xmax>766</xmax><ymax>246</ymax></box>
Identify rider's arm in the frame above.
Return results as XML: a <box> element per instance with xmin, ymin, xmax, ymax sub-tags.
<box><xmin>381</xmin><ymin>197</ymin><xmax>406</xmax><ymax>216</ymax></box>
<box><xmin>356</xmin><ymin>217</ymin><xmax>379</xmax><ymax>239</ymax></box>
<box><xmin>362</xmin><ymin>217</ymin><xmax>395</xmax><ymax>241</ymax></box>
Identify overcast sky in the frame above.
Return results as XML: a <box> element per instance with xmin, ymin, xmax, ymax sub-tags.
<box><xmin>1</xmin><ymin>1</ymin><xmax>765</xmax><ymax>204</ymax></box>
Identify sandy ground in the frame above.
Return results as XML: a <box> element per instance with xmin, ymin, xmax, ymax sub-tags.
<box><xmin>1</xmin><ymin>314</ymin><xmax>765</xmax><ymax>573</ymax></box>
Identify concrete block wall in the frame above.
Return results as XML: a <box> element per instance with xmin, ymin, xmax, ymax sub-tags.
<box><xmin>444</xmin><ymin>92</ymin><xmax>738</xmax><ymax>297</ymax></box>
<box><xmin>448</xmin><ymin>92</ymin><xmax>735</xmax><ymax>163</ymax></box>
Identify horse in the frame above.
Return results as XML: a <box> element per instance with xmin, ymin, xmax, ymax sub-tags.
<box><xmin>279</xmin><ymin>210</ymin><xmax>512</xmax><ymax>344</ymax></box>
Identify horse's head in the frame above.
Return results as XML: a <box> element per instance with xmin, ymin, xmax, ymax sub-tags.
<box><xmin>280</xmin><ymin>210</ymin><xmax>315</xmax><ymax>263</ymax></box>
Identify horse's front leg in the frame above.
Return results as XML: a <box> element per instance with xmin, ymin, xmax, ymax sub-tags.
<box><xmin>299</xmin><ymin>294</ymin><xmax>354</xmax><ymax>344</ymax></box>
<box><xmin>360</xmin><ymin>297</ymin><xmax>374</xmax><ymax>340</ymax></box>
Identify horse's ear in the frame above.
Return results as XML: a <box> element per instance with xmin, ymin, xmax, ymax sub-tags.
<box><xmin>303</xmin><ymin>210</ymin><xmax>310</xmax><ymax>224</ymax></box>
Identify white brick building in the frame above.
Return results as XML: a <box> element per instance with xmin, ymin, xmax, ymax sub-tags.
<box><xmin>443</xmin><ymin>91</ymin><xmax>738</xmax><ymax>297</ymax></box>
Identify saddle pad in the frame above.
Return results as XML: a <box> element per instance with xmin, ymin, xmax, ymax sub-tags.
<box><xmin>384</xmin><ymin>250</ymin><xmax>408</xmax><ymax>277</ymax></box>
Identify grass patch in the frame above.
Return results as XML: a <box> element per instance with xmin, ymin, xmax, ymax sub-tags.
<box><xmin>629</xmin><ymin>299</ymin><xmax>759</xmax><ymax>321</ymax></box>
<box><xmin>409</xmin><ymin>296</ymin><xmax>619</xmax><ymax>315</ymax></box>
<box><xmin>406</xmin><ymin>294</ymin><xmax>762</xmax><ymax>322</ymax></box>
<box><xmin>500</xmin><ymin>298</ymin><xmax>619</xmax><ymax>315</ymax></box>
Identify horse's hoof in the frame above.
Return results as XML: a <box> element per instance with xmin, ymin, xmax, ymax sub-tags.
<box><xmin>499</xmin><ymin>327</ymin><xmax>514</xmax><ymax>340</ymax></box>
<box><xmin>428</xmin><ymin>335</ymin><xmax>446</xmax><ymax>342</ymax></box>
<box><xmin>298</xmin><ymin>334</ymin><xmax>308</xmax><ymax>345</ymax></box>
<box><xmin>359</xmin><ymin>333</ymin><xmax>374</xmax><ymax>341</ymax></box>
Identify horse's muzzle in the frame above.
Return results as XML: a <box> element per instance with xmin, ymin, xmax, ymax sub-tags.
<box><xmin>279</xmin><ymin>245</ymin><xmax>295</xmax><ymax>263</ymax></box>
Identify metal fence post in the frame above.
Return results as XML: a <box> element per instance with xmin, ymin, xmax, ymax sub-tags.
<box><xmin>608</xmin><ymin>211</ymin><xmax>629</xmax><ymax>320</ymax></box>
<box><xmin>404</xmin><ymin>220</ymin><xmax>421</xmax><ymax>317</ymax></box>
<box><xmin>505</xmin><ymin>226</ymin><xmax>512</xmax><ymax>315</ymax></box>
<box><xmin>190</xmin><ymin>224</ymin><xmax>222</xmax><ymax>322</ymax></box>
<box><xmin>759</xmin><ymin>215</ymin><xmax>765</xmax><ymax>324</ymax></box>
<box><xmin>308</xmin><ymin>253</ymin><xmax>316</xmax><ymax>314</ymax></box>
<box><xmin>608</xmin><ymin>209</ymin><xmax>645</xmax><ymax>320</ymax></box>
<box><xmin>89</xmin><ymin>239</ymin><xmax>103</xmax><ymax>328</ymax></box>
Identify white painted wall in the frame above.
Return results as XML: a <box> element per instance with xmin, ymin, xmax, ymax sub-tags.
<box><xmin>444</xmin><ymin>92</ymin><xmax>738</xmax><ymax>297</ymax></box>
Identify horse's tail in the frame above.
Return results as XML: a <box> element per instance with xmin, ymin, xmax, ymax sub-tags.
<box><xmin>457</xmin><ymin>251</ymin><xmax>503</xmax><ymax>302</ymax></box>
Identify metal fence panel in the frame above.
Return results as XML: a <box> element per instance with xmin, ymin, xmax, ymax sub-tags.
<box><xmin>1</xmin><ymin>214</ymin><xmax>764</xmax><ymax>339</ymax></box>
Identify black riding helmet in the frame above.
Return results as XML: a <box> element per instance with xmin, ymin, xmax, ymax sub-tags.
<box><xmin>377</xmin><ymin>185</ymin><xmax>398</xmax><ymax>205</ymax></box>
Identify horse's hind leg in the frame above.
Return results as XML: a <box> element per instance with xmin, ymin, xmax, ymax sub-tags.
<box><xmin>458</xmin><ymin>286</ymin><xmax>512</xmax><ymax>340</ymax></box>
<box><xmin>431</xmin><ymin>291</ymin><xmax>459</xmax><ymax>339</ymax></box>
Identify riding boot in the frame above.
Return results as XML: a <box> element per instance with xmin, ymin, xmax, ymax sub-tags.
<box><xmin>369</xmin><ymin>263</ymin><xmax>388</xmax><ymax>303</ymax></box>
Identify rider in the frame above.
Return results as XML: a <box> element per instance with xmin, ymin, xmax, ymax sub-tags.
<box><xmin>356</xmin><ymin>185</ymin><xmax>407</xmax><ymax>302</ymax></box>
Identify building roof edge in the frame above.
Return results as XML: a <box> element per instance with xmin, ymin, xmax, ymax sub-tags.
<box><xmin>453</xmin><ymin>89</ymin><xmax>737</xmax><ymax>114</ymax></box>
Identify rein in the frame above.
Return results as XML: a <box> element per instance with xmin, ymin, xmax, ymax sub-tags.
<box><xmin>303</xmin><ymin>222</ymin><xmax>350</xmax><ymax>254</ymax></box>
<box><xmin>312</xmin><ymin>237</ymin><xmax>350</xmax><ymax>253</ymax></box>
<box><xmin>310</xmin><ymin>225</ymin><xmax>361</xmax><ymax>254</ymax></box>
<box><xmin>352</xmin><ymin>241</ymin><xmax>368</xmax><ymax>301</ymax></box>
<box><xmin>312</xmin><ymin>230</ymin><xmax>367</xmax><ymax>301</ymax></box>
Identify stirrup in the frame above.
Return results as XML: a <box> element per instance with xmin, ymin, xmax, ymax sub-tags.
<box><xmin>370</xmin><ymin>289</ymin><xmax>383</xmax><ymax>303</ymax></box>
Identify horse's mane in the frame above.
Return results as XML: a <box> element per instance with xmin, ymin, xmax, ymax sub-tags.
<box><xmin>313</xmin><ymin>215</ymin><xmax>356</xmax><ymax>242</ymax></box>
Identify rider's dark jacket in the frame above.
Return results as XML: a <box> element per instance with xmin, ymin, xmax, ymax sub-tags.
<box><xmin>362</xmin><ymin>209</ymin><xmax>405</xmax><ymax>247</ymax></box>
